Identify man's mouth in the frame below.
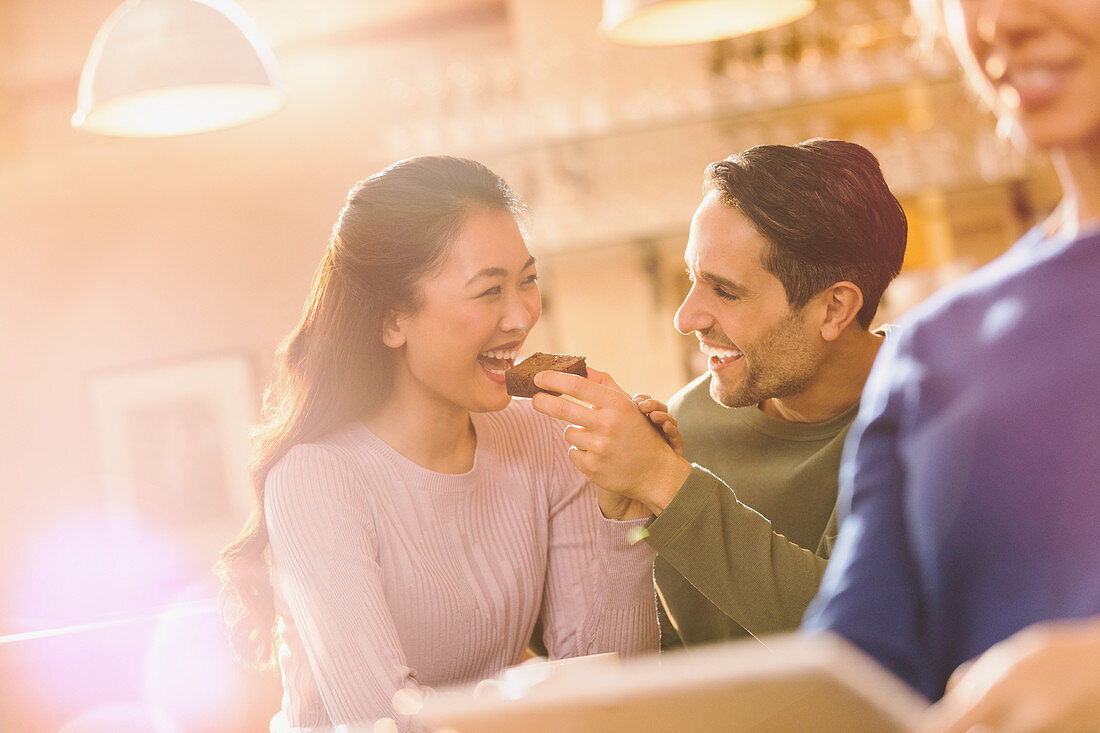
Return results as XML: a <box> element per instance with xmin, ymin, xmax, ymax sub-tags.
<box><xmin>478</xmin><ymin>346</ymin><xmax>521</xmax><ymax>381</ymax></box>
<box><xmin>699</xmin><ymin>341</ymin><xmax>743</xmax><ymax>369</ymax></box>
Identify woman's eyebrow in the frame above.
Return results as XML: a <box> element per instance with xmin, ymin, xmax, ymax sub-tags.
<box><xmin>464</xmin><ymin>256</ymin><xmax>537</xmax><ymax>286</ymax></box>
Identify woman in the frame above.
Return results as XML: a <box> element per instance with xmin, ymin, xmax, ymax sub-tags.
<box><xmin>217</xmin><ymin>156</ymin><xmax>657</xmax><ymax>731</ymax></box>
<box><xmin>803</xmin><ymin>0</ymin><xmax>1100</xmax><ymax>725</ymax></box>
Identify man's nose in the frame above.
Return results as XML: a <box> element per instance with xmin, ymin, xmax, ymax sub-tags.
<box><xmin>674</xmin><ymin>284</ymin><xmax>710</xmax><ymax>336</ymax></box>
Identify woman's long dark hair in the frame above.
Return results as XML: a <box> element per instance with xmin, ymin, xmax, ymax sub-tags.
<box><xmin>215</xmin><ymin>156</ymin><xmax>525</xmax><ymax>667</ymax></box>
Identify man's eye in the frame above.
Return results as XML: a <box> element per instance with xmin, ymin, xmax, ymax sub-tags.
<box><xmin>714</xmin><ymin>287</ymin><xmax>738</xmax><ymax>301</ymax></box>
<box><xmin>522</xmin><ymin>273</ymin><xmax>538</xmax><ymax>285</ymax></box>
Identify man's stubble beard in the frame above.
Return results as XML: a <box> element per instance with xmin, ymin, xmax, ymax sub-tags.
<box><xmin>709</xmin><ymin>309</ymin><xmax>822</xmax><ymax>409</ymax></box>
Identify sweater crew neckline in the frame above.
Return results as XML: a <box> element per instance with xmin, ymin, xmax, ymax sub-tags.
<box><xmin>737</xmin><ymin>398</ymin><xmax>861</xmax><ymax>441</ymax></box>
<box><xmin>349</xmin><ymin>414</ymin><xmax>490</xmax><ymax>492</ymax></box>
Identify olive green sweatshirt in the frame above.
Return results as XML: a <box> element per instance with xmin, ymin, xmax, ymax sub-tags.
<box><xmin>647</xmin><ymin>372</ymin><xmax>858</xmax><ymax>648</ymax></box>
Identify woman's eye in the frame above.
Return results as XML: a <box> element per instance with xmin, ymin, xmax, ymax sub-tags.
<box><xmin>479</xmin><ymin>286</ymin><xmax>502</xmax><ymax>298</ymax></box>
<box><xmin>522</xmin><ymin>273</ymin><xmax>538</xmax><ymax>285</ymax></box>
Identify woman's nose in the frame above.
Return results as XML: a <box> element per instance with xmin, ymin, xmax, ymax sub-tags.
<box><xmin>500</xmin><ymin>289</ymin><xmax>538</xmax><ymax>333</ymax></box>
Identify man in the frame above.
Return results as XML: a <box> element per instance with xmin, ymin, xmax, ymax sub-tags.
<box><xmin>531</xmin><ymin>138</ymin><xmax>907</xmax><ymax>647</ymax></box>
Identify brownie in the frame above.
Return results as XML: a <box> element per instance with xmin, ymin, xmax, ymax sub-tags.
<box><xmin>505</xmin><ymin>352</ymin><xmax>587</xmax><ymax>398</ymax></box>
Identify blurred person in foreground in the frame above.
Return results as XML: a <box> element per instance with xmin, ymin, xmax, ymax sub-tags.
<box><xmin>216</xmin><ymin>156</ymin><xmax>657</xmax><ymax>733</ymax></box>
<box><xmin>532</xmin><ymin>138</ymin><xmax>907</xmax><ymax>646</ymax></box>
<box><xmin>802</xmin><ymin>0</ymin><xmax>1100</xmax><ymax>727</ymax></box>
<box><xmin>920</xmin><ymin>616</ymin><xmax>1100</xmax><ymax>732</ymax></box>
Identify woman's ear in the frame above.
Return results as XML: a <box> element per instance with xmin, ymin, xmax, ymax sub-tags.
<box><xmin>818</xmin><ymin>282</ymin><xmax>864</xmax><ymax>341</ymax></box>
<box><xmin>381</xmin><ymin>309</ymin><xmax>407</xmax><ymax>349</ymax></box>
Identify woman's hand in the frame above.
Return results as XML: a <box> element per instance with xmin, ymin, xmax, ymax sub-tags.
<box><xmin>918</xmin><ymin>617</ymin><xmax>1100</xmax><ymax>733</ymax></box>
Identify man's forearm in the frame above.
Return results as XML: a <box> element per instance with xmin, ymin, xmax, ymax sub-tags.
<box><xmin>646</xmin><ymin>465</ymin><xmax>829</xmax><ymax>634</ymax></box>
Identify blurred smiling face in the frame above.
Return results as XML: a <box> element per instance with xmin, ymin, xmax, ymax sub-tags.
<box><xmin>941</xmin><ymin>0</ymin><xmax>1100</xmax><ymax>149</ymax></box>
<box><xmin>384</xmin><ymin>207</ymin><xmax>541</xmax><ymax>415</ymax></box>
<box><xmin>674</xmin><ymin>192</ymin><xmax>824</xmax><ymax>409</ymax></box>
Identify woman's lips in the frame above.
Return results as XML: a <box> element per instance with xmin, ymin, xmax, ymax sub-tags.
<box><xmin>998</xmin><ymin>63</ymin><xmax>1074</xmax><ymax>109</ymax></box>
<box><xmin>478</xmin><ymin>343</ymin><xmax>522</xmax><ymax>384</ymax></box>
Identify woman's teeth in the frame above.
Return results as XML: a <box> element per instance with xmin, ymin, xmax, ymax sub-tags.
<box><xmin>481</xmin><ymin>349</ymin><xmax>519</xmax><ymax>361</ymax></box>
<box><xmin>1008</xmin><ymin>67</ymin><xmax>1059</xmax><ymax>95</ymax></box>
<box><xmin>479</xmin><ymin>349</ymin><xmax>519</xmax><ymax>376</ymax></box>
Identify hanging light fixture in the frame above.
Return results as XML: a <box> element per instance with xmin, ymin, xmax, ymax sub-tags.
<box><xmin>601</xmin><ymin>0</ymin><xmax>816</xmax><ymax>45</ymax></box>
<box><xmin>72</xmin><ymin>0</ymin><xmax>285</xmax><ymax>137</ymax></box>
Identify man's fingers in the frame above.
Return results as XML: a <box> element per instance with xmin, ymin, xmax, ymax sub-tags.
<box><xmin>566</xmin><ymin>445</ymin><xmax>594</xmax><ymax>476</ymax></box>
<box><xmin>530</xmin><ymin>391</ymin><xmax>597</xmax><ymax>427</ymax></box>
<box><xmin>583</xmin><ymin>366</ymin><xmax>627</xmax><ymax>396</ymax></box>
<box><xmin>646</xmin><ymin>411</ymin><xmax>675</xmax><ymax>426</ymax></box>
<box><xmin>535</xmin><ymin>370</ymin><xmax>623</xmax><ymax>406</ymax></box>
<box><xmin>562</xmin><ymin>424</ymin><xmax>607</xmax><ymax>453</ymax></box>
<box><xmin>635</xmin><ymin>397</ymin><xmax>672</xmax><ymax>416</ymax></box>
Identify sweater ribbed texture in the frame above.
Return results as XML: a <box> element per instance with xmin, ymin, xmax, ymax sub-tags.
<box><xmin>265</xmin><ymin>399</ymin><xmax>657</xmax><ymax>731</ymax></box>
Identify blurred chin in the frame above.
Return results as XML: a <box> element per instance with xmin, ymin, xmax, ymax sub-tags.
<box><xmin>1016</xmin><ymin>114</ymin><xmax>1097</xmax><ymax>150</ymax></box>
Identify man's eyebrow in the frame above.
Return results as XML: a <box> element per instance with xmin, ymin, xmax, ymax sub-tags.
<box><xmin>465</xmin><ymin>256</ymin><xmax>537</xmax><ymax>286</ymax></box>
<box><xmin>697</xmin><ymin>269</ymin><xmax>750</xmax><ymax>297</ymax></box>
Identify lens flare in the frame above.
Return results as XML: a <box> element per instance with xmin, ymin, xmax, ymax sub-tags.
<box><xmin>145</xmin><ymin>585</ymin><xmax>242</xmax><ymax>731</ymax></box>
<box><xmin>4</xmin><ymin>513</ymin><xmax>195</xmax><ymax>722</ymax></box>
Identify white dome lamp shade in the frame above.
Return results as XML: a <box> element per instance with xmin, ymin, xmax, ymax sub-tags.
<box><xmin>72</xmin><ymin>0</ymin><xmax>286</xmax><ymax>137</ymax></box>
<box><xmin>601</xmin><ymin>0</ymin><xmax>817</xmax><ymax>45</ymax></box>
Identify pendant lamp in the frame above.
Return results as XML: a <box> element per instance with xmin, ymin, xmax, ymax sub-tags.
<box><xmin>72</xmin><ymin>0</ymin><xmax>285</xmax><ymax>137</ymax></box>
<box><xmin>601</xmin><ymin>0</ymin><xmax>816</xmax><ymax>45</ymax></box>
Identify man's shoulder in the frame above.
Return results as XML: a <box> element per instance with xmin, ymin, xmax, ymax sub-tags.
<box><xmin>668</xmin><ymin>372</ymin><xmax>714</xmax><ymax>414</ymax></box>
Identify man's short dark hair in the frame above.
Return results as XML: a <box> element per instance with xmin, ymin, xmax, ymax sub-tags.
<box><xmin>704</xmin><ymin>138</ymin><xmax>907</xmax><ymax>328</ymax></box>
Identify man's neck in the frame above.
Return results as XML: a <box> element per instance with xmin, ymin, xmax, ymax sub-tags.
<box><xmin>760</xmin><ymin>327</ymin><xmax>885</xmax><ymax>423</ymax></box>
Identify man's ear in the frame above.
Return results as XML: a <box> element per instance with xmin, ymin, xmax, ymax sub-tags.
<box><xmin>381</xmin><ymin>309</ymin><xmax>407</xmax><ymax>349</ymax></box>
<box><xmin>818</xmin><ymin>281</ymin><xmax>864</xmax><ymax>342</ymax></box>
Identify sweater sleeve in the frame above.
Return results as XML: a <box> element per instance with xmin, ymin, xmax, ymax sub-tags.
<box><xmin>538</xmin><ymin>432</ymin><xmax>659</xmax><ymax>659</ymax></box>
<box><xmin>645</xmin><ymin>465</ymin><xmax>827</xmax><ymax>635</ymax></box>
<box><xmin>265</xmin><ymin>444</ymin><xmax>426</xmax><ymax>731</ymax></box>
<box><xmin>801</xmin><ymin>329</ymin><xmax>930</xmax><ymax>698</ymax></box>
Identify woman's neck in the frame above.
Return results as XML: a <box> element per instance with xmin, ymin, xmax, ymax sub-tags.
<box><xmin>362</xmin><ymin>379</ymin><xmax>477</xmax><ymax>474</ymax></box>
<box><xmin>1047</xmin><ymin>141</ymin><xmax>1100</xmax><ymax>238</ymax></box>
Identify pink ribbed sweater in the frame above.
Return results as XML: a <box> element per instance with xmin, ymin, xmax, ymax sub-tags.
<box><xmin>265</xmin><ymin>399</ymin><xmax>658</xmax><ymax>731</ymax></box>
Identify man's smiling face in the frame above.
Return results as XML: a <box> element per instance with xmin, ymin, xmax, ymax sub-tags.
<box><xmin>674</xmin><ymin>191</ymin><xmax>824</xmax><ymax>409</ymax></box>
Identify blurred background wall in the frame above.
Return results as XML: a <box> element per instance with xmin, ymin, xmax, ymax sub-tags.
<box><xmin>0</xmin><ymin>0</ymin><xmax>1062</xmax><ymax>729</ymax></box>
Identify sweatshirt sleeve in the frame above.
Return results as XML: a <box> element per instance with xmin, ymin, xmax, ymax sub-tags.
<box><xmin>802</xmin><ymin>328</ymin><xmax>929</xmax><ymax>697</ymax></box>
<box><xmin>265</xmin><ymin>444</ymin><xmax>427</xmax><ymax>731</ymax></box>
<box><xmin>645</xmin><ymin>465</ymin><xmax>828</xmax><ymax>635</ymax></box>
<box><xmin>538</xmin><ymin>433</ymin><xmax>659</xmax><ymax>659</ymax></box>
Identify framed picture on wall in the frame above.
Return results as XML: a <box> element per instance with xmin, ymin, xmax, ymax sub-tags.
<box><xmin>90</xmin><ymin>353</ymin><xmax>258</xmax><ymax>555</ymax></box>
